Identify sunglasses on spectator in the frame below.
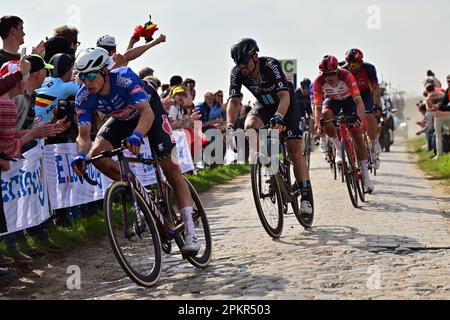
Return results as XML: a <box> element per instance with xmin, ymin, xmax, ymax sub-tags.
<box><xmin>236</xmin><ymin>56</ymin><xmax>250</xmax><ymax>66</ymax></box>
<box><xmin>323</xmin><ymin>71</ymin><xmax>338</xmax><ymax>78</ymax></box>
<box><xmin>217</xmin><ymin>94</ymin><xmax>223</xmax><ymax>97</ymax></box>
<box><xmin>79</xmin><ymin>71</ymin><xmax>99</xmax><ymax>81</ymax></box>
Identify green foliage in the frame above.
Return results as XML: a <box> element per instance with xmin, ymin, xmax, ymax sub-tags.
<box><xmin>408</xmin><ymin>137</ymin><xmax>450</xmax><ymax>183</ymax></box>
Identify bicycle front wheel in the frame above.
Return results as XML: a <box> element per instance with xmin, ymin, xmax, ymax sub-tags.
<box><xmin>104</xmin><ymin>182</ymin><xmax>162</xmax><ymax>287</ymax></box>
<box><xmin>341</xmin><ymin>142</ymin><xmax>359</xmax><ymax>208</ymax></box>
<box><xmin>251</xmin><ymin>161</ymin><xmax>284</xmax><ymax>238</ymax></box>
<box><xmin>165</xmin><ymin>177</ymin><xmax>212</xmax><ymax>269</ymax></box>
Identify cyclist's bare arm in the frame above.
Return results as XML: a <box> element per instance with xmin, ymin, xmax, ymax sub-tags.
<box><xmin>227</xmin><ymin>97</ymin><xmax>241</xmax><ymax>127</ymax></box>
<box><xmin>372</xmin><ymin>82</ymin><xmax>382</xmax><ymax>109</ymax></box>
<box><xmin>76</xmin><ymin>124</ymin><xmax>92</xmax><ymax>156</ymax></box>
<box><xmin>123</xmin><ymin>35</ymin><xmax>166</xmax><ymax>64</ymax></box>
<box><xmin>134</xmin><ymin>101</ymin><xmax>155</xmax><ymax>138</ymax></box>
<box><xmin>314</xmin><ymin>104</ymin><xmax>323</xmax><ymax>126</ymax></box>
<box><xmin>276</xmin><ymin>91</ymin><xmax>290</xmax><ymax>117</ymax></box>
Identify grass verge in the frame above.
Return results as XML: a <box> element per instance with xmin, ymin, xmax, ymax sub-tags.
<box><xmin>408</xmin><ymin>137</ymin><xmax>450</xmax><ymax>184</ymax></box>
<box><xmin>0</xmin><ymin>164</ymin><xmax>250</xmax><ymax>255</ymax></box>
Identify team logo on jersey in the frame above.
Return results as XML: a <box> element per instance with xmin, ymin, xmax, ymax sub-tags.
<box><xmin>116</xmin><ymin>74</ymin><xmax>133</xmax><ymax>88</ymax></box>
<box><xmin>161</xmin><ymin>115</ymin><xmax>176</xmax><ymax>143</ymax></box>
<box><xmin>131</xmin><ymin>85</ymin><xmax>143</xmax><ymax>95</ymax></box>
<box><xmin>111</xmin><ymin>105</ymin><xmax>136</xmax><ymax>120</ymax></box>
<box><xmin>75</xmin><ymin>89</ymin><xmax>89</xmax><ymax>105</ymax></box>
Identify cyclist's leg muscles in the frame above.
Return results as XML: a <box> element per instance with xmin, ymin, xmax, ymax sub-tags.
<box><xmin>148</xmin><ymin>113</ymin><xmax>193</xmax><ymax>209</ymax></box>
<box><xmin>323</xmin><ymin>99</ymin><xmax>337</xmax><ymax>138</ymax></box>
<box><xmin>362</xmin><ymin>90</ymin><xmax>378</xmax><ymax>141</ymax></box>
<box><xmin>346</xmin><ymin>99</ymin><xmax>368</xmax><ymax>161</ymax></box>
<box><xmin>285</xmin><ymin>100</ymin><xmax>309</xmax><ymax>181</ymax></box>
<box><xmin>160</xmin><ymin>159</ymin><xmax>193</xmax><ymax>209</ymax></box>
<box><xmin>90</xmin><ymin>138</ymin><xmax>121</xmax><ymax>181</ymax></box>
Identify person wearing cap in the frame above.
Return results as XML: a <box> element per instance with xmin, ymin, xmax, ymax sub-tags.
<box><xmin>0</xmin><ymin>56</ymin><xmax>30</xmax><ymax>96</ymax></box>
<box><xmin>14</xmin><ymin>54</ymin><xmax>55</xmax><ymax>131</ymax></box>
<box><xmin>34</xmin><ymin>53</ymin><xmax>80</xmax><ymax>128</ymax></box>
<box><xmin>168</xmin><ymin>85</ymin><xmax>186</xmax><ymax>130</ymax></box>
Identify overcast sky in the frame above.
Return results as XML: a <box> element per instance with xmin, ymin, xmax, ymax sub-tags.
<box><xmin>2</xmin><ymin>0</ymin><xmax>449</xmax><ymax>103</ymax></box>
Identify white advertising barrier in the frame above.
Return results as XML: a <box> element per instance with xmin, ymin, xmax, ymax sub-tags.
<box><xmin>43</xmin><ymin>131</ymin><xmax>194</xmax><ymax>210</ymax></box>
<box><xmin>43</xmin><ymin>143</ymin><xmax>114</xmax><ymax>210</ymax></box>
<box><xmin>0</xmin><ymin>145</ymin><xmax>50</xmax><ymax>236</ymax></box>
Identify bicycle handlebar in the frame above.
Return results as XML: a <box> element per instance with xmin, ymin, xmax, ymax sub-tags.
<box><xmin>79</xmin><ymin>139</ymin><xmax>157</xmax><ymax>186</ymax></box>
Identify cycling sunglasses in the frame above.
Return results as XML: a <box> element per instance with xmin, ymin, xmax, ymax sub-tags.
<box><xmin>79</xmin><ymin>71</ymin><xmax>99</xmax><ymax>81</ymax></box>
<box><xmin>323</xmin><ymin>71</ymin><xmax>338</xmax><ymax>78</ymax></box>
<box><xmin>235</xmin><ymin>56</ymin><xmax>250</xmax><ymax>66</ymax></box>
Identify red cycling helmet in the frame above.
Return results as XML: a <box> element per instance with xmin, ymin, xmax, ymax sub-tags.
<box><xmin>319</xmin><ymin>55</ymin><xmax>339</xmax><ymax>73</ymax></box>
<box><xmin>345</xmin><ymin>48</ymin><xmax>364</xmax><ymax>63</ymax></box>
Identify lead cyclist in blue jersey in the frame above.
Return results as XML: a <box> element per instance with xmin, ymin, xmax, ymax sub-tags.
<box><xmin>226</xmin><ymin>38</ymin><xmax>313</xmax><ymax>216</ymax></box>
<box><xmin>71</xmin><ymin>48</ymin><xmax>199</xmax><ymax>255</ymax></box>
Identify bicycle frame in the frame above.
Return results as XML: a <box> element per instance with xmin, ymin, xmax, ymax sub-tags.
<box><xmin>337</xmin><ymin>116</ymin><xmax>359</xmax><ymax>174</ymax></box>
<box><xmin>85</xmin><ymin>148</ymin><xmax>181</xmax><ymax>241</ymax></box>
<box><xmin>264</xmin><ymin>130</ymin><xmax>294</xmax><ymax>204</ymax></box>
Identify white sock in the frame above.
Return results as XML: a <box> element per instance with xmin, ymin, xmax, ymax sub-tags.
<box><xmin>360</xmin><ymin>160</ymin><xmax>370</xmax><ymax>182</ymax></box>
<box><xmin>331</xmin><ymin>136</ymin><xmax>341</xmax><ymax>151</ymax></box>
<box><xmin>180</xmin><ymin>207</ymin><xmax>196</xmax><ymax>237</ymax></box>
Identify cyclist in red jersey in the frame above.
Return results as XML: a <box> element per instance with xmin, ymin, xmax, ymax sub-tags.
<box><xmin>343</xmin><ymin>48</ymin><xmax>382</xmax><ymax>169</ymax></box>
<box><xmin>313</xmin><ymin>55</ymin><xmax>374</xmax><ymax>193</ymax></box>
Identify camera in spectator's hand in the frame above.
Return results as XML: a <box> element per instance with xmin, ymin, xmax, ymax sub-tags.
<box><xmin>57</xmin><ymin>99</ymin><xmax>75</xmax><ymax>121</ymax></box>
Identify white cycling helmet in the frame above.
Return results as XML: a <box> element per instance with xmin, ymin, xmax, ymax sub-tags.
<box><xmin>75</xmin><ymin>47</ymin><xmax>109</xmax><ymax>73</ymax></box>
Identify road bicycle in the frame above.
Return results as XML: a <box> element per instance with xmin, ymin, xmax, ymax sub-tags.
<box><xmin>79</xmin><ymin>142</ymin><xmax>212</xmax><ymax>287</ymax></box>
<box><xmin>321</xmin><ymin>113</ymin><xmax>365</xmax><ymax>207</ymax></box>
<box><xmin>250</xmin><ymin>127</ymin><xmax>314</xmax><ymax>239</ymax></box>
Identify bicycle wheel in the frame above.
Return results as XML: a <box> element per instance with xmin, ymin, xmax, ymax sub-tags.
<box><xmin>251</xmin><ymin>161</ymin><xmax>284</xmax><ymax>238</ymax></box>
<box><xmin>104</xmin><ymin>181</ymin><xmax>162</xmax><ymax>287</ymax></box>
<box><xmin>164</xmin><ymin>178</ymin><xmax>212</xmax><ymax>269</ymax></box>
<box><xmin>341</xmin><ymin>142</ymin><xmax>359</xmax><ymax>208</ymax></box>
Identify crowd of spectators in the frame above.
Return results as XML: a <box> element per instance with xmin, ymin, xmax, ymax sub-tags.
<box><xmin>415</xmin><ymin>71</ymin><xmax>450</xmax><ymax>159</ymax></box>
<box><xmin>0</xmin><ymin>14</ymin><xmax>252</xmax><ymax>279</ymax></box>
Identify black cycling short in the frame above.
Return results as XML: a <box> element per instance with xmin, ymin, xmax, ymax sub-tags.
<box><xmin>248</xmin><ymin>97</ymin><xmax>303</xmax><ymax>140</ymax></box>
<box><xmin>323</xmin><ymin>96</ymin><xmax>360</xmax><ymax>129</ymax></box>
<box><xmin>97</xmin><ymin>113</ymin><xmax>176</xmax><ymax>159</ymax></box>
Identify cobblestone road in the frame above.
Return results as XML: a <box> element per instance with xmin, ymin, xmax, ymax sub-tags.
<box><xmin>2</xmin><ymin>139</ymin><xmax>450</xmax><ymax>300</ymax></box>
